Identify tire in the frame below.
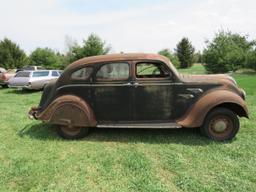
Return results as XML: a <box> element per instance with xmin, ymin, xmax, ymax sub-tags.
<box><xmin>1</xmin><ymin>84</ymin><xmax>8</xmax><ymax>88</ymax></box>
<box><xmin>200</xmin><ymin>107</ymin><xmax>240</xmax><ymax>141</ymax></box>
<box><xmin>57</xmin><ymin>125</ymin><xmax>90</xmax><ymax>140</ymax></box>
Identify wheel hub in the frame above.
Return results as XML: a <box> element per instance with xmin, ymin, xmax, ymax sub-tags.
<box><xmin>213</xmin><ymin>120</ymin><xmax>228</xmax><ymax>133</ymax></box>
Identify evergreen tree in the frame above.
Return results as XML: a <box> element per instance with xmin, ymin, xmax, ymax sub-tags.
<box><xmin>175</xmin><ymin>37</ymin><xmax>195</xmax><ymax>68</ymax></box>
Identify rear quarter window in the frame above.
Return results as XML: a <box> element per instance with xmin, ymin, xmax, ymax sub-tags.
<box><xmin>71</xmin><ymin>67</ymin><xmax>93</xmax><ymax>80</ymax></box>
<box><xmin>32</xmin><ymin>71</ymin><xmax>49</xmax><ymax>77</ymax></box>
<box><xmin>52</xmin><ymin>71</ymin><xmax>59</xmax><ymax>77</ymax></box>
<box><xmin>15</xmin><ymin>71</ymin><xmax>31</xmax><ymax>77</ymax></box>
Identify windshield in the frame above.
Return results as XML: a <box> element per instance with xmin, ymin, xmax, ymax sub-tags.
<box><xmin>32</xmin><ymin>71</ymin><xmax>49</xmax><ymax>77</ymax></box>
<box><xmin>167</xmin><ymin>61</ymin><xmax>180</xmax><ymax>77</ymax></box>
<box><xmin>15</xmin><ymin>71</ymin><xmax>31</xmax><ymax>77</ymax></box>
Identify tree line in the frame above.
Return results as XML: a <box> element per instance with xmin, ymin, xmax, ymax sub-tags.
<box><xmin>0</xmin><ymin>31</ymin><xmax>255</xmax><ymax>73</ymax></box>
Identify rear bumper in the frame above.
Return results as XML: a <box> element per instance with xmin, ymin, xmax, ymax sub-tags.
<box><xmin>9</xmin><ymin>85</ymin><xmax>32</xmax><ymax>90</ymax></box>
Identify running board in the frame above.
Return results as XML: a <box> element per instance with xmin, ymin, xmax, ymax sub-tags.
<box><xmin>96</xmin><ymin>123</ymin><xmax>182</xmax><ymax>129</ymax></box>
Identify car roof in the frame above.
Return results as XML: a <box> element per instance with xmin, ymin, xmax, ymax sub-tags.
<box><xmin>66</xmin><ymin>53</ymin><xmax>171</xmax><ymax>71</ymax></box>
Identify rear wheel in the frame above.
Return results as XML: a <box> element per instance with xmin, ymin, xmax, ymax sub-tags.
<box><xmin>57</xmin><ymin>125</ymin><xmax>89</xmax><ymax>140</ymax></box>
<box><xmin>201</xmin><ymin>108</ymin><xmax>240</xmax><ymax>141</ymax></box>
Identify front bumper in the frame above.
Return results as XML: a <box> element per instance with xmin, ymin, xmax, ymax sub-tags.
<box><xmin>28</xmin><ymin>107</ymin><xmax>39</xmax><ymax>120</ymax></box>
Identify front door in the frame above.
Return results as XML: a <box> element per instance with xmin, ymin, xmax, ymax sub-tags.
<box><xmin>132</xmin><ymin>61</ymin><xmax>175</xmax><ymax>121</ymax></box>
<box><xmin>92</xmin><ymin>62</ymin><xmax>132</xmax><ymax>122</ymax></box>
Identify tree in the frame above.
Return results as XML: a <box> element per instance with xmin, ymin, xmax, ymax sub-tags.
<box><xmin>158</xmin><ymin>49</ymin><xmax>180</xmax><ymax>68</ymax></box>
<box><xmin>68</xmin><ymin>33</ymin><xmax>111</xmax><ymax>63</ymax></box>
<box><xmin>30</xmin><ymin>48</ymin><xmax>63</xmax><ymax>69</ymax></box>
<box><xmin>193</xmin><ymin>51</ymin><xmax>202</xmax><ymax>63</ymax></box>
<box><xmin>0</xmin><ymin>38</ymin><xmax>29</xmax><ymax>69</ymax></box>
<box><xmin>247</xmin><ymin>50</ymin><xmax>256</xmax><ymax>71</ymax></box>
<box><xmin>202</xmin><ymin>31</ymin><xmax>255</xmax><ymax>73</ymax></box>
<box><xmin>175</xmin><ymin>37</ymin><xmax>195</xmax><ymax>68</ymax></box>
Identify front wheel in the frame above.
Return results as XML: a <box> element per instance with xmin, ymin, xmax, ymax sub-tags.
<box><xmin>200</xmin><ymin>108</ymin><xmax>240</xmax><ymax>141</ymax></box>
<box><xmin>57</xmin><ymin>125</ymin><xmax>89</xmax><ymax>140</ymax></box>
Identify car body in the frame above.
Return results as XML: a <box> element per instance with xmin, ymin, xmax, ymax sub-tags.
<box><xmin>0</xmin><ymin>69</ymin><xmax>17</xmax><ymax>87</ymax></box>
<box><xmin>28</xmin><ymin>53</ymin><xmax>248</xmax><ymax>141</ymax></box>
<box><xmin>8</xmin><ymin>70</ymin><xmax>61</xmax><ymax>90</ymax></box>
<box><xmin>0</xmin><ymin>67</ymin><xmax>6</xmax><ymax>73</ymax></box>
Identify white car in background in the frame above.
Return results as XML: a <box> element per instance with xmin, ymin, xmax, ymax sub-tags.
<box><xmin>8</xmin><ymin>70</ymin><xmax>62</xmax><ymax>90</ymax></box>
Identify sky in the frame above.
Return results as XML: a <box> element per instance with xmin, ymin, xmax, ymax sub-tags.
<box><xmin>0</xmin><ymin>0</ymin><xmax>255</xmax><ymax>54</ymax></box>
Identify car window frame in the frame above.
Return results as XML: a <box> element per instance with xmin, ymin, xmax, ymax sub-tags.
<box><xmin>94</xmin><ymin>61</ymin><xmax>131</xmax><ymax>82</ymax></box>
<box><xmin>70</xmin><ymin>66</ymin><xmax>94</xmax><ymax>82</ymax></box>
<box><xmin>32</xmin><ymin>71</ymin><xmax>50</xmax><ymax>77</ymax></box>
<box><xmin>51</xmin><ymin>70</ymin><xmax>59</xmax><ymax>77</ymax></box>
<box><xmin>134</xmin><ymin>61</ymin><xmax>173</xmax><ymax>81</ymax></box>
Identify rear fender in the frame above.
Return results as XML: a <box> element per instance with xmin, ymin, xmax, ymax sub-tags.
<box><xmin>177</xmin><ymin>90</ymin><xmax>249</xmax><ymax>128</ymax></box>
<box><xmin>36</xmin><ymin>95</ymin><xmax>96</xmax><ymax>127</ymax></box>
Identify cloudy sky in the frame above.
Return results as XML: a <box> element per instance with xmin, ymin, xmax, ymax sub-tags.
<box><xmin>0</xmin><ymin>0</ymin><xmax>255</xmax><ymax>54</ymax></box>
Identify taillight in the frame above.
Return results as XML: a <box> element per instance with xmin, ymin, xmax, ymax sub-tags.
<box><xmin>2</xmin><ymin>74</ymin><xmax>7</xmax><ymax>81</ymax></box>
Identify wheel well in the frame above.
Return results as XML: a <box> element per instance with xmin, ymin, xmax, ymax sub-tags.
<box><xmin>212</xmin><ymin>103</ymin><xmax>248</xmax><ymax>118</ymax></box>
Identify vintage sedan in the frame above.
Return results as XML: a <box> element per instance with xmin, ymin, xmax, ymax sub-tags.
<box><xmin>28</xmin><ymin>53</ymin><xmax>248</xmax><ymax>141</ymax></box>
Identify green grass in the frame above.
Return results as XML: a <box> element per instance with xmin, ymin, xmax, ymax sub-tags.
<box><xmin>0</xmin><ymin>65</ymin><xmax>256</xmax><ymax>191</ymax></box>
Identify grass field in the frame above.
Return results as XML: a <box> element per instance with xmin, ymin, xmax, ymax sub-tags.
<box><xmin>0</xmin><ymin>64</ymin><xmax>255</xmax><ymax>191</ymax></box>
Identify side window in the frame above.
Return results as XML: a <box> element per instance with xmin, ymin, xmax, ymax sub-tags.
<box><xmin>96</xmin><ymin>63</ymin><xmax>129</xmax><ymax>81</ymax></box>
<box><xmin>136</xmin><ymin>62</ymin><xmax>170</xmax><ymax>78</ymax></box>
<box><xmin>52</xmin><ymin>71</ymin><xmax>59</xmax><ymax>77</ymax></box>
<box><xmin>71</xmin><ymin>67</ymin><xmax>93</xmax><ymax>80</ymax></box>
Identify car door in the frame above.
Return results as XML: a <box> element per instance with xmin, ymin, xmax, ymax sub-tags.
<box><xmin>132</xmin><ymin>61</ymin><xmax>175</xmax><ymax>121</ymax></box>
<box><xmin>92</xmin><ymin>62</ymin><xmax>132</xmax><ymax>122</ymax></box>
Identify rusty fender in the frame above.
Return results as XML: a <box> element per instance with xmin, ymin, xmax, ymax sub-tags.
<box><xmin>36</xmin><ymin>95</ymin><xmax>96</xmax><ymax>127</ymax></box>
<box><xmin>177</xmin><ymin>89</ymin><xmax>249</xmax><ymax>128</ymax></box>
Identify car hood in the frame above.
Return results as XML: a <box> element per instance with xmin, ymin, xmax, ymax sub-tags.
<box><xmin>180</xmin><ymin>74</ymin><xmax>236</xmax><ymax>86</ymax></box>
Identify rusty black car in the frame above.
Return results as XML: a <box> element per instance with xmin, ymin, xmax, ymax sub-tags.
<box><xmin>29</xmin><ymin>53</ymin><xmax>248</xmax><ymax>141</ymax></box>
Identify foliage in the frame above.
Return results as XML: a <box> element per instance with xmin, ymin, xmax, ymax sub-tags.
<box><xmin>0</xmin><ymin>38</ymin><xmax>29</xmax><ymax>69</ymax></box>
<box><xmin>246</xmin><ymin>50</ymin><xmax>256</xmax><ymax>70</ymax></box>
<box><xmin>203</xmin><ymin>31</ymin><xmax>256</xmax><ymax>73</ymax></box>
<box><xmin>158</xmin><ymin>49</ymin><xmax>180</xmax><ymax>67</ymax></box>
<box><xmin>68</xmin><ymin>33</ymin><xmax>111</xmax><ymax>63</ymax></box>
<box><xmin>175</xmin><ymin>37</ymin><xmax>195</xmax><ymax>68</ymax></box>
<box><xmin>29</xmin><ymin>48</ymin><xmax>64</xmax><ymax>69</ymax></box>
<box><xmin>193</xmin><ymin>51</ymin><xmax>202</xmax><ymax>63</ymax></box>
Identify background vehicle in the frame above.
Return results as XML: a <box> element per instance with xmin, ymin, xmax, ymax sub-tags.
<box><xmin>0</xmin><ymin>67</ymin><xmax>6</xmax><ymax>73</ymax></box>
<box><xmin>8</xmin><ymin>70</ymin><xmax>61</xmax><ymax>90</ymax></box>
<box><xmin>29</xmin><ymin>53</ymin><xmax>248</xmax><ymax>141</ymax></box>
<box><xmin>16</xmin><ymin>65</ymin><xmax>45</xmax><ymax>73</ymax></box>
<box><xmin>0</xmin><ymin>69</ymin><xmax>17</xmax><ymax>88</ymax></box>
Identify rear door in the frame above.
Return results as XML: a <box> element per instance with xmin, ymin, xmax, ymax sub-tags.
<box><xmin>92</xmin><ymin>62</ymin><xmax>132</xmax><ymax>122</ymax></box>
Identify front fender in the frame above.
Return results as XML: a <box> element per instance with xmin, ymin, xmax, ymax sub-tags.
<box><xmin>177</xmin><ymin>90</ymin><xmax>249</xmax><ymax>128</ymax></box>
<box><xmin>36</xmin><ymin>95</ymin><xmax>96</xmax><ymax>127</ymax></box>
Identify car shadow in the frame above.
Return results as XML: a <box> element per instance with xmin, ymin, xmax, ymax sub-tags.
<box><xmin>18</xmin><ymin>123</ymin><xmax>219</xmax><ymax>145</ymax></box>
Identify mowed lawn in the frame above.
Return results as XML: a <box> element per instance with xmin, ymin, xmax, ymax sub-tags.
<box><xmin>0</xmin><ymin>64</ymin><xmax>255</xmax><ymax>192</ymax></box>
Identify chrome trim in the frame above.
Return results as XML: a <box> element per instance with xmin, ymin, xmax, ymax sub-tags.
<box><xmin>187</xmin><ymin>88</ymin><xmax>204</xmax><ymax>94</ymax></box>
<box><xmin>178</xmin><ymin>94</ymin><xmax>194</xmax><ymax>99</ymax></box>
<box><xmin>57</xmin><ymin>82</ymin><xmax>183</xmax><ymax>90</ymax></box>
